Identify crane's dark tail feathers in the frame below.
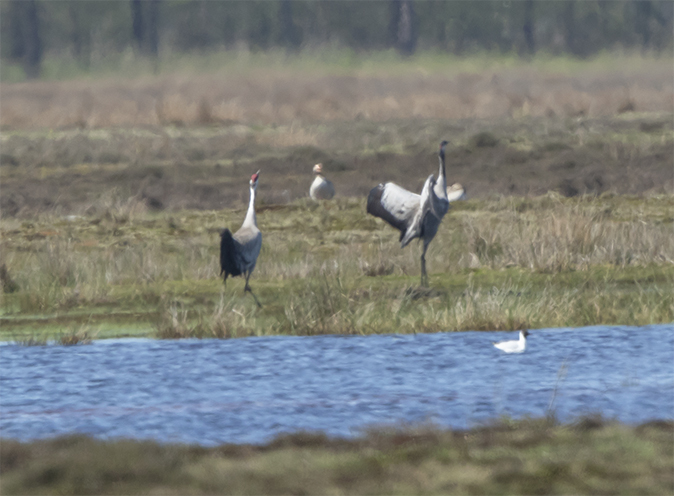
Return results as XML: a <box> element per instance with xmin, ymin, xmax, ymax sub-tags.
<box><xmin>366</xmin><ymin>184</ymin><xmax>407</xmax><ymax>242</ymax></box>
<box><xmin>220</xmin><ymin>228</ymin><xmax>242</xmax><ymax>281</ymax></box>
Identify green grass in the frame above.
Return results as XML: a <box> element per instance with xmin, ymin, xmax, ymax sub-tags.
<box><xmin>3</xmin><ymin>48</ymin><xmax>670</xmax><ymax>83</ymax></box>
<box><xmin>1</xmin><ymin>194</ymin><xmax>672</xmax><ymax>342</ymax></box>
<box><xmin>1</xmin><ymin>417</ymin><xmax>672</xmax><ymax>495</ymax></box>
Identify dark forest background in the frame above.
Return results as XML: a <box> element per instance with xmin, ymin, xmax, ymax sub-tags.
<box><xmin>2</xmin><ymin>0</ymin><xmax>673</xmax><ymax>80</ymax></box>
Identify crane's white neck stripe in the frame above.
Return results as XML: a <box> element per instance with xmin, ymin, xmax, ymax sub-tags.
<box><xmin>243</xmin><ymin>185</ymin><xmax>257</xmax><ymax>227</ymax></box>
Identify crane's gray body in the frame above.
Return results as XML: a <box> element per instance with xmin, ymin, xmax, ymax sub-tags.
<box><xmin>220</xmin><ymin>173</ymin><xmax>263</xmax><ymax>306</ymax></box>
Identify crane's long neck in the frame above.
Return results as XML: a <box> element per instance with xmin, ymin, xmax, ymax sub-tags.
<box><xmin>243</xmin><ymin>184</ymin><xmax>257</xmax><ymax>227</ymax></box>
<box><xmin>434</xmin><ymin>150</ymin><xmax>448</xmax><ymax>199</ymax></box>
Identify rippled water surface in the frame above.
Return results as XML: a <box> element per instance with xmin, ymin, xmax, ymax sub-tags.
<box><xmin>1</xmin><ymin>325</ymin><xmax>673</xmax><ymax>445</ymax></box>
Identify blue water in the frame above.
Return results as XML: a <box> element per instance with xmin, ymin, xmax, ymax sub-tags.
<box><xmin>1</xmin><ymin>325</ymin><xmax>672</xmax><ymax>446</ymax></box>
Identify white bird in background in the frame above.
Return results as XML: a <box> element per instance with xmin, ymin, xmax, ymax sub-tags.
<box><xmin>309</xmin><ymin>163</ymin><xmax>335</xmax><ymax>200</ymax></box>
<box><xmin>366</xmin><ymin>140</ymin><xmax>452</xmax><ymax>286</ymax></box>
<box><xmin>493</xmin><ymin>330</ymin><xmax>529</xmax><ymax>353</ymax></box>
<box><xmin>446</xmin><ymin>183</ymin><xmax>467</xmax><ymax>202</ymax></box>
<box><xmin>220</xmin><ymin>171</ymin><xmax>263</xmax><ymax>307</ymax></box>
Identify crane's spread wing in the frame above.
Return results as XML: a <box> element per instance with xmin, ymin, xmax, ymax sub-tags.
<box><xmin>400</xmin><ymin>175</ymin><xmax>435</xmax><ymax>248</ymax></box>
<box><xmin>220</xmin><ymin>228</ymin><xmax>243</xmax><ymax>278</ymax></box>
<box><xmin>367</xmin><ymin>182</ymin><xmax>420</xmax><ymax>239</ymax></box>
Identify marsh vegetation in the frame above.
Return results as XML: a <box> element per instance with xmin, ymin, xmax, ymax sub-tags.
<box><xmin>1</xmin><ymin>192</ymin><xmax>672</xmax><ymax>341</ymax></box>
<box><xmin>1</xmin><ymin>54</ymin><xmax>672</xmax><ymax>340</ymax></box>
<box><xmin>2</xmin><ymin>416</ymin><xmax>672</xmax><ymax>495</ymax></box>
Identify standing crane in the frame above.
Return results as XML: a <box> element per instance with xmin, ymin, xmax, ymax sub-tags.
<box><xmin>366</xmin><ymin>140</ymin><xmax>452</xmax><ymax>287</ymax></box>
<box><xmin>309</xmin><ymin>163</ymin><xmax>335</xmax><ymax>200</ymax></box>
<box><xmin>220</xmin><ymin>171</ymin><xmax>263</xmax><ymax>307</ymax></box>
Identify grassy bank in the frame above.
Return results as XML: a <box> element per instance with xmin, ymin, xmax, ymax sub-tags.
<box><xmin>1</xmin><ymin>194</ymin><xmax>672</xmax><ymax>341</ymax></box>
<box><xmin>2</xmin><ymin>417</ymin><xmax>672</xmax><ymax>495</ymax></box>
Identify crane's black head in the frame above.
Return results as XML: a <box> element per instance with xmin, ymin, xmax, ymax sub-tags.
<box><xmin>250</xmin><ymin>170</ymin><xmax>260</xmax><ymax>189</ymax></box>
<box><xmin>438</xmin><ymin>141</ymin><xmax>449</xmax><ymax>160</ymax></box>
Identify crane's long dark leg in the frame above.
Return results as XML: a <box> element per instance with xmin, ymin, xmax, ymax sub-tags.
<box><xmin>244</xmin><ymin>271</ymin><xmax>262</xmax><ymax>308</ymax></box>
<box><xmin>420</xmin><ymin>241</ymin><xmax>430</xmax><ymax>287</ymax></box>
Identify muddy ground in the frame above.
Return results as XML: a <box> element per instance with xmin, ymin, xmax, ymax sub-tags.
<box><xmin>1</xmin><ymin>114</ymin><xmax>672</xmax><ymax>218</ymax></box>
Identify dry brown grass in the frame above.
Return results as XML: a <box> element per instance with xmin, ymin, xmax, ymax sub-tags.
<box><xmin>1</xmin><ymin>56</ymin><xmax>672</xmax><ymax>130</ymax></box>
<box><xmin>459</xmin><ymin>195</ymin><xmax>674</xmax><ymax>271</ymax></box>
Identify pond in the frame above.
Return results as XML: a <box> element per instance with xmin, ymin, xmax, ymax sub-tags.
<box><xmin>1</xmin><ymin>324</ymin><xmax>672</xmax><ymax>446</ymax></box>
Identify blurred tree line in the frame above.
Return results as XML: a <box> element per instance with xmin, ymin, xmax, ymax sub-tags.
<box><xmin>2</xmin><ymin>0</ymin><xmax>672</xmax><ymax>79</ymax></box>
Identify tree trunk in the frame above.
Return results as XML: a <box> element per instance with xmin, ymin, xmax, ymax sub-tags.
<box><xmin>562</xmin><ymin>0</ymin><xmax>577</xmax><ymax>55</ymax></box>
<box><xmin>278</xmin><ymin>0</ymin><xmax>301</xmax><ymax>50</ymax></box>
<box><xmin>7</xmin><ymin>1</ymin><xmax>24</xmax><ymax>62</ymax></box>
<box><xmin>523</xmin><ymin>0</ymin><xmax>535</xmax><ymax>55</ymax></box>
<box><xmin>22</xmin><ymin>0</ymin><xmax>42</xmax><ymax>78</ymax></box>
<box><xmin>69</xmin><ymin>1</ymin><xmax>91</xmax><ymax>67</ymax></box>
<box><xmin>131</xmin><ymin>0</ymin><xmax>143</xmax><ymax>50</ymax></box>
<box><xmin>634</xmin><ymin>1</ymin><xmax>653</xmax><ymax>50</ymax></box>
<box><xmin>147</xmin><ymin>0</ymin><xmax>159</xmax><ymax>57</ymax></box>
<box><xmin>389</xmin><ymin>0</ymin><xmax>416</xmax><ymax>55</ymax></box>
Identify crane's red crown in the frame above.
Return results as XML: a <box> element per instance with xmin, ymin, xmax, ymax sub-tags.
<box><xmin>251</xmin><ymin>171</ymin><xmax>260</xmax><ymax>183</ymax></box>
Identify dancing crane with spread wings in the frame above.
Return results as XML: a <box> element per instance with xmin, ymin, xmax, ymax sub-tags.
<box><xmin>366</xmin><ymin>141</ymin><xmax>455</xmax><ymax>286</ymax></box>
